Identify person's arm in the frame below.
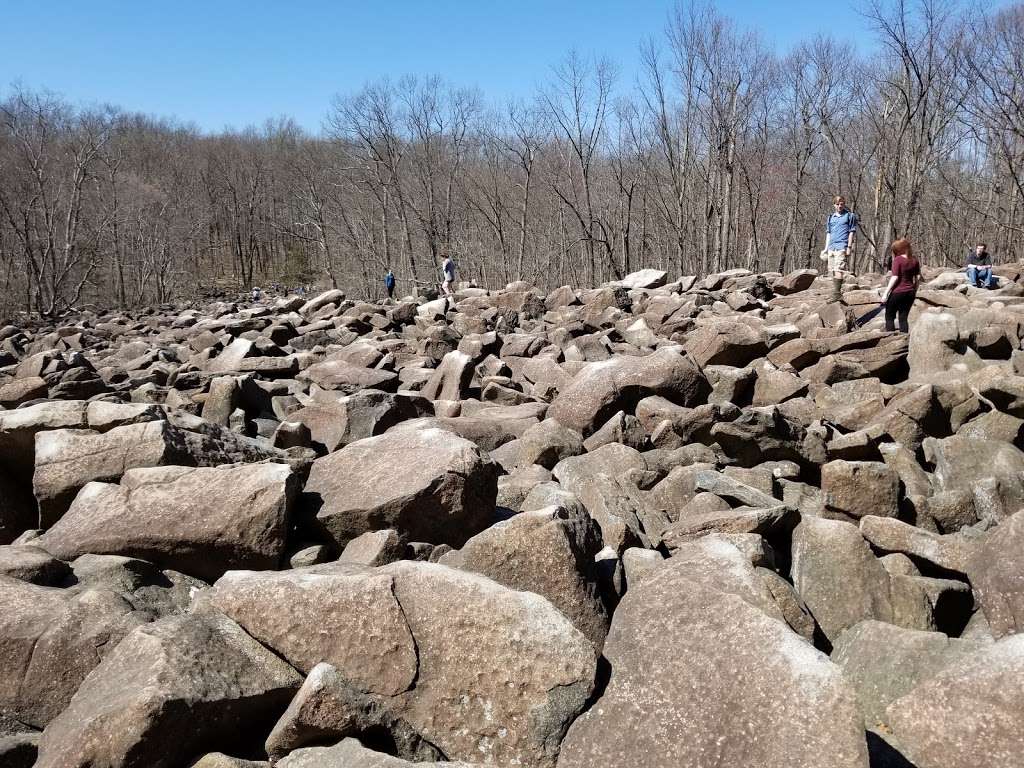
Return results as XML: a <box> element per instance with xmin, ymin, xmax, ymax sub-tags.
<box><xmin>880</xmin><ymin>274</ymin><xmax>899</xmax><ymax>303</ymax></box>
<box><xmin>846</xmin><ymin>214</ymin><xmax>857</xmax><ymax>255</ymax></box>
<box><xmin>824</xmin><ymin>217</ymin><xmax>831</xmax><ymax>252</ymax></box>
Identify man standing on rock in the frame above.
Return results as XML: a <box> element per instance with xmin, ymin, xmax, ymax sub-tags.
<box><xmin>966</xmin><ymin>242</ymin><xmax>995</xmax><ymax>289</ymax></box>
<box><xmin>822</xmin><ymin>195</ymin><xmax>858</xmax><ymax>301</ymax></box>
<box><xmin>384</xmin><ymin>267</ymin><xmax>396</xmax><ymax>299</ymax></box>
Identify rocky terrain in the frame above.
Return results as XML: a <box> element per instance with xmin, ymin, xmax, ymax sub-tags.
<box><xmin>1</xmin><ymin>262</ymin><xmax>1024</xmax><ymax>768</ymax></box>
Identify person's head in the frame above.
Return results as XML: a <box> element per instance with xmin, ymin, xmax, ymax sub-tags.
<box><xmin>386</xmin><ymin>266</ymin><xmax>392</xmax><ymax>272</ymax></box>
<box><xmin>892</xmin><ymin>238</ymin><xmax>913</xmax><ymax>260</ymax></box>
<box><xmin>976</xmin><ymin>243</ymin><xmax>986</xmax><ymax>255</ymax></box>
<box><xmin>833</xmin><ymin>195</ymin><xmax>847</xmax><ymax>211</ymax></box>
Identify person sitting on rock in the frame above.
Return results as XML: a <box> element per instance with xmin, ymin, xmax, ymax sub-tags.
<box><xmin>966</xmin><ymin>242</ymin><xmax>995</xmax><ymax>289</ymax></box>
<box><xmin>879</xmin><ymin>238</ymin><xmax>920</xmax><ymax>333</ymax></box>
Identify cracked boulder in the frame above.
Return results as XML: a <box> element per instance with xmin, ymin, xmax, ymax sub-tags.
<box><xmin>0</xmin><ymin>576</ymin><xmax>144</xmax><ymax>728</ymax></box>
<box><xmin>212</xmin><ymin>561</ymin><xmax>595</xmax><ymax>768</ymax></box>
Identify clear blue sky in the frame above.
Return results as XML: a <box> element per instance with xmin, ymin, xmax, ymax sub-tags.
<box><xmin>2</xmin><ymin>0</ymin><xmax>874</xmax><ymax>133</ymax></box>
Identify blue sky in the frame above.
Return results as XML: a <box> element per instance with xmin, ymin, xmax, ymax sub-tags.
<box><xmin>2</xmin><ymin>0</ymin><xmax>875</xmax><ymax>132</ymax></box>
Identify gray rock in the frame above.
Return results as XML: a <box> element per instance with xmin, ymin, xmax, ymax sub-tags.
<box><xmin>439</xmin><ymin>505</ymin><xmax>609</xmax><ymax>648</ymax></box>
<box><xmin>558</xmin><ymin>540</ymin><xmax>867</xmax><ymax>768</ymax></box>
<box><xmin>221</xmin><ymin>561</ymin><xmax>595</xmax><ymax>768</ymax></box>
<box><xmin>886</xmin><ymin>633</ymin><xmax>1024</xmax><ymax>768</ymax></box>
<box><xmin>36</xmin><ymin>463</ymin><xmax>298</xmax><ymax>581</ymax></box>
<box><xmin>35</xmin><ymin>612</ymin><xmax>299</xmax><ymax>768</ymax></box>
<box><xmin>548</xmin><ymin>347</ymin><xmax>707</xmax><ymax>435</ymax></box>
<box><xmin>832</xmin><ymin>620</ymin><xmax>983</xmax><ymax>727</ymax></box>
<box><xmin>971</xmin><ymin>508</ymin><xmax>1024</xmax><ymax>638</ymax></box>
<box><xmin>822</xmin><ymin>460</ymin><xmax>899</xmax><ymax>519</ymax></box>
<box><xmin>792</xmin><ymin>516</ymin><xmax>899</xmax><ymax>642</ymax></box>
<box><xmin>0</xmin><ymin>576</ymin><xmax>144</xmax><ymax>727</ymax></box>
<box><xmin>304</xmin><ymin>426</ymin><xmax>497</xmax><ymax>548</ymax></box>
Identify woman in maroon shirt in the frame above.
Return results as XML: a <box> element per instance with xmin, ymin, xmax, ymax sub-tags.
<box><xmin>879</xmin><ymin>238</ymin><xmax>920</xmax><ymax>333</ymax></box>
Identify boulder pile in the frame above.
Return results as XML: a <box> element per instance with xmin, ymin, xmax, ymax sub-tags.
<box><xmin>2</xmin><ymin>262</ymin><xmax>1024</xmax><ymax>767</ymax></box>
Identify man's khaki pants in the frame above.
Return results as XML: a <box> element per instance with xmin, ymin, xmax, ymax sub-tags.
<box><xmin>824</xmin><ymin>249</ymin><xmax>848</xmax><ymax>301</ymax></box>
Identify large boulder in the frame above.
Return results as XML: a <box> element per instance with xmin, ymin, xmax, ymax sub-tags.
<box><xmin>213</xmin><ymin>561</ymin><xmax>595</xmax><ymax>768</ymax></box>
<box><xmin>971</xmin><ymin>508</ymin><xmax>1024</xmax><ymax>638</ymax></box>
<box><xmin>298</xmin><ymin>358</ymin><xmax>398</xmax><ymax>393</ymax></box>
<box><xmin>0</xmin><ymin>576</ymin><xmax>144</xmax><ymax>727</ymax></box>
<box><xmin>548</xmin><ymin>347</ymin><xmax>708</xmax><ymax>436</ymax></box>
<box><xmin>552</xmin><ymin>444</ymin><xmax>654</xmax><ymax>550</ymax></box>
<box><xmin>420</xmin><ymin>350</ymin><xmax>475</xmax><ymax>401</ymax></box>
<box><xmin>0</xmin><ymin>400</ymin><xmax>88</xmax><ymax>475</ymax></box>
<box><xmin>684</xmin><ymin>319</ymin><xmax>768</xmax><ymax>368</ymax></box>
<box><xmin>821</xmin><ymin>460</ymin><xmax>899</xmax><ymax>519</ymax></box>
<box><xmin>886</xmin><ymin>634</ymin><xmax>1024</xmax><ymax>768</ymax></box>
<box><xmin>557</xmin><ymin>540</ymin><xmax>867</xmax><ymax>768</ymax></box>
<box><xmin>615</xmin><ymin>268</ymin><xmax>668</xmax><ymax>290</ymax></box>
<box><xmin>832</xmin><ymin>620</ymin><xmax>983</xmax><ymax>727</ymax></box>
<box><xmin>439</xmin><ymin>505</ymin><xmax>609</xmax><ymax>648</ymax></box>
<box><xmin>304</xmin><ymin>427</ymin><xmax>497</xmax><ymax>549</ymax></box>
<box><xmin>32</xmin><ymin>421</ymin><xmax>187</xmax><ymax>527</ymax></box>
<box><xmin>34</xmin><ymin>613</ymin><xmax>301</xmax><ymax>768</ymax></box>
<box><xmin>35</xmin><ymin>463</ymin><xmax>298</xmax><ymax>581</ymax></box>
<box><xmin>207</xmin><ymin>566</ymin><xmax>417</xmax><ymax>692</ymax></box>
<box><xmin>791</xmin><ymin>516</ymin><xmax>927</xmax><ymax>642</ymax></box>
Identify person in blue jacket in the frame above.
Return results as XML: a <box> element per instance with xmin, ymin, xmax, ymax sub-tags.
<box><xmin>384</xmin><ymin>267</ymin><xmax>396</xmax><ymax>299</ymax></box>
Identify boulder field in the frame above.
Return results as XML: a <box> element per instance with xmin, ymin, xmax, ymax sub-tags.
<box><xmin>2</xmin><ymin>263</ymin><xmax>1024</xmax><ymax>767</ymax></box>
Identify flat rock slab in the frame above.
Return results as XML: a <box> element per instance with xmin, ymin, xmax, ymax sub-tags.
<box><xmin>36</xmin><ymin>463</ymin><xmax>298</xmax><ymax>581</ymax></box>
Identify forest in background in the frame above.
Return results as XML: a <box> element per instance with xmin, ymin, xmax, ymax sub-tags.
<box><xmin>1</xmin><ymin>0</ymin><xmax>1022</xmax><ymax>318</ymax></box>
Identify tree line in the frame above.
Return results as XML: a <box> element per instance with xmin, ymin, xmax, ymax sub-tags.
<box><xmin>1</xmin><ymin>0</ymin><xmax>1022</xmax><ymax>318</ymax></box>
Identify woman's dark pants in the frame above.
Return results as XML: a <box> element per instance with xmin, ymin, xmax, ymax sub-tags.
<box><xmin>885</xmin><ymin>291</ymin><xmax>915</xmax><ymax>333</ymax></box>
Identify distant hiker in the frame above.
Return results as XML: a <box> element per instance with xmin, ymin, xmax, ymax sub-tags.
<box><xmin>966</xmin><ymin>242</ymin><xmax>995</xmax><ymax>289</ymax></box>
<box><xmin>251</xmin><ymin>286</ymin><xmax>261</xmax><ymax>302</ymax></box>
<box><xmin>441</xmin><ymin>254</ymin><xmax>456</xmax><ymax>297</ymax></box>
<box><xmin>880</xmin><ymin>238</ymin><xmax>920</xmax><ymax>333</ymax></box>
<box><xmin>822</xmin><ymin>195</ymin><xmax>858</xmax><ymax>301</ymax></box>
<box><xmin>749</xmin><ymin>274</ymin><xmax>774</xmax><ymax>302</ymax></box>
<box><xmin>384</xmin><ymin>267</ymin><xmax>396</xmax><ymax>299</ymax></box>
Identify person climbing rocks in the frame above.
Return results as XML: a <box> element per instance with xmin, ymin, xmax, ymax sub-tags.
<box><xmin>879</xmin><ymin>238</ymin><xmax>920</xmax><ymax>333</ymax></box>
